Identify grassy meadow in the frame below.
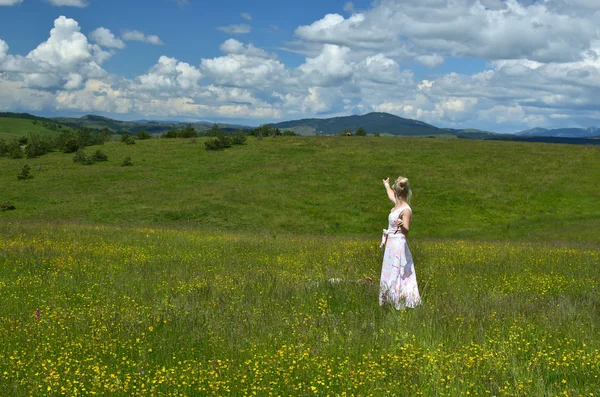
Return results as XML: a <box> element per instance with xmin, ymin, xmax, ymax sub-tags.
<box><xmin>1</xmin><ymin>132</ymin><xmax>599</xmax><ymax>396</ymax></box>
<box><xmin>0</xmin><ymin>118</ymin><xmax>65</xmax><ymax>139</ymax></box>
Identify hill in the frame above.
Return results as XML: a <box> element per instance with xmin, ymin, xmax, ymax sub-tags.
<box><xmin>517</xmin><ymin>126</ymin><xmax>600</xmax><ymax>138</ymax></box>
<box><xmin>0</xmin><ymin>117</ymin><xmax>69</xmax><ymax>140</ymax></box>
<box><xmin>1</xmin><ymin>136</ymin><xmax>598</xmax><ymax>242</ymax></box>
<box><xmin>272</xmin><ymin>112</ymin><xmax>445</xmax><ymax>136</ymax></box>
<box><xmin>51</xmin><ymin>115</ymin><xmax>252</xmax><ymax>135</ymax></box>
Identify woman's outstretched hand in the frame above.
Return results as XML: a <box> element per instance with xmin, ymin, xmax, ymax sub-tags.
<box><xmin>383</xmin><ymin>178</ymin><xmax>390</xmax><ymax>186</ymax></box>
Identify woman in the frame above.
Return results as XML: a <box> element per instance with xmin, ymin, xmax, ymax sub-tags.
<box><xmin>379</xmin><ymin>176</ymin><xmax>421</xmax><ymax>310</ymax></box>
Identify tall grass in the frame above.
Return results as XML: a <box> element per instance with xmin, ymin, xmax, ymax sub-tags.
<box><xmin>1</xmin><ymin>222</ymin><xmax>598</xmax><ymax>396</ymax></box>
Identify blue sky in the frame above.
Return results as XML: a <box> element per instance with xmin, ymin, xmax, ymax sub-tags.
<box><xmin>2</xmin><ymin>0</ymin><xmax>600</xmax><ymax>132</ymax></box>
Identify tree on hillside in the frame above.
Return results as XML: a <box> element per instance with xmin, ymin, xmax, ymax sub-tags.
<box><xmin>180</xmin><ymin>124</ymin><xmax>197</xmax><ymax>138</ymax></box>
<box><xmin>205</xmin><ymin>124</ymin><xmax>221</xmax><ymax>137</ymax></box>
<box><xmin>162</xmin><ymin>129</ymin><xmax>179</xmax><ymax>138</ymax></box>
<box><xmin>355</xmin><ymin>126</ymin><xmax>366</xmax><ymax>136</ymax></box>
<box><xmin>136</xmin><ymin>130</ymin><xmax>151</xmax><ymax>140</ymax></box>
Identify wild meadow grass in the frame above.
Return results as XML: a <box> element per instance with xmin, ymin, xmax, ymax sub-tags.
<box><xmin>1</xmin><ymin>136</ymin><xmax>599</xmax><ymax>242</ymax></box>
<box><xmin>1</xmin><ymin>221</ymin><xmax>598</xmax><ymax>396</ymax></box>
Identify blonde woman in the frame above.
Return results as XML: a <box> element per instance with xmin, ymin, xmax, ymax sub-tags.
<box><xmin>379</xmin><ymin>176</ymin><xmax>421</xmax><ymax>309</ymax></box>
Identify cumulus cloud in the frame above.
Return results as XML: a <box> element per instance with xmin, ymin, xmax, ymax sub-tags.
<box><xmin>90</xmin><ymin>27</ymin><xmax>126</xmax><ymax>49</ymax></box>
<box><xmin>6</xmin><ymin>7</ymin><xmax>600</xmax><ymax>132</ymax></box>
<box><xmin>417</xmin><ymin>54</ymin><xmax>444</xmax><ymax>68</ymax></box>
<box><xmin>0</xmin><ymin>16</ymin><xmax>108</xmax><ymax>92</ymax></box>
<box><xmin>48</xmin><ymin>0</ymin><xmax>88</xmax><ymax>7</ymax></box>
<box><xmin>0</xmin><ymin>40</ymin><xmax>8</xmax><ymax>61</ymax></box>
<box><xmin>299</xmin><ymin>44</ymin><xmax>353</xmax><ymax>86</ymax></box>
<box><xmin>295</xmin><ymin>0</ymin><xmax>600</xmax><ymax>64</ymax></box>
<box><xmin>136</xmin><ymin>56</ymin><xmax>202</xmax><ymax>92</ymax></box>
<box><xmin>0</xmin><ymin>0</ymin><xmax>23</xmax><ymax>6</ymax></box>
<box><xmin>56</xmin><ymin>79</ymin><xmax>132</xmax><ymax>113</ymax></box>
<box><xmin>201</xmin><ymin>39</ymin><xmax>286</xmax><ymax>88</ymax></box>
<box><xmin>122</xmin><ymin>30</ymin><xmax>164</xmax><ymax>45</ymax></box>
<box><xmin>217</xmin><ymin>24</ymin><xmax>252</xmax><ymax>34</ymax></box>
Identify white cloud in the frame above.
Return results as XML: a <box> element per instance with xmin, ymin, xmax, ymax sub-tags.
<box><xmin>343</xmin><ymin>2</ymin><xmax>354</xmax><ymax>13</ymax></box>
<box><xmin>201</xmin><ymin>40</ymin><xmax>286</xmax><ymax>88</ymax></box>
<box><xmin>217</xmin><ymin>24</ymin><xmax>252</xmax><ymax>34</ymax></box>
<box><xmin>0</xmin><ymin>16</ymin><xmax>108</xmax><ymax>92</ymax></box>
<box><xmin>28</xmin><ymin>16</ymin><xmax>93</xmax><ymax>70</ymax></box>
<box><xmin>90</xmin><ymin>27</ymin><xmax>125</xmax><ymax>49</ymax></box>
<box><xmin>417</xmin><ymin>54</ymin><xmax>444</xmax><ymax>68</ymax></box>
<box><xmin>0</xmin><ymin>0</ymin><xmax>23</xmax><ymax>6</ymax></box>
<box><xmin>299</xmin><ymin>44</ymin><xmax>353</xmax><ymax>86</ymax></box>
<box><xmin>0</xmin><ymin>40</ymin><xmax>8</xmax><ymax>61</ymax></box>
<box><xmin>122</xmin><ymin>30</ymin><xmax>164</xmax><ymax>45</ymax></box>
<box><xmin>64</xmin><ymin>73</ymin><xmax>84</xmax><ymax>90</ymax></box>
<box><xmin>295</xmin><ymin>0</ymin><xmax>600</xmax><ymax>64</ymax></box>
<box><xmin>6</xmin><ymin>9</ymin><xmax>600</xmax><ymax>132</ymax></box>
<box><xmin>241</xmin><ymin>12</ymin><xmax>252</xmax><ymax>21</ymax></box>
<box><xmin>0</xmin><ymin>78</ymin><xmax>54</xmax><ymax>111</ymax></box>
<box><xmin>136</xmin><ymin>56</ymin><xmax>202</xmax><ymax>92</ymax></box>
<box><xmin>48</xmin><ymin>0</ymin><xmax>88</xmax><ymax>7</ymax></box>
<box><xmin>56</xmin><ymin>79</ymin><xmax>132</xmax><ymax>113</ymax></box>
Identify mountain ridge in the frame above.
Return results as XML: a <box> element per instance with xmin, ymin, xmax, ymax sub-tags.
<box><xmin>517</xmin><ymin>126</ymin><xmax>600</xmax><ymax>138</ymax></box>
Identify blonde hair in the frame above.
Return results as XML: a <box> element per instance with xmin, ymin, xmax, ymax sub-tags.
<box><xmin>392</xmin><ymin>176</ymin><xmax>411</xmax><ymax>203</ymax></box>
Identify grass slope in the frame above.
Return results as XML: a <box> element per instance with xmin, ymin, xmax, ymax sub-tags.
<box><xmin>0</xmin><ymin>118</ymin><xmax>66</xmax><ymax>140</ymax></box>
<box><xmin>1</xmin><ymin>136</ymin><xmax>598</xmax><ymax>242</ymax></box>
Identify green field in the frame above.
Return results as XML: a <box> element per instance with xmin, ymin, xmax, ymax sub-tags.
<box><xmin>1</xmin><ymin>136</ymin><xmax>599</xmax><ymax>395</ymax></box>
<box><xmin>1</xmin><ymin>137</ymin><xmax>599</xmax><ymax>241</ymax></box>
<box><xmin>0</xmin><ymin>118</ymin><xmax>66</xmax><ymax>140</ymax></box>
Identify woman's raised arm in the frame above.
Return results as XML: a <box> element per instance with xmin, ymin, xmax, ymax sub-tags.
<box><xmin>382</xmin><ymin>178</ymin><xmax>396</xmax><ymax>203</ymax></box>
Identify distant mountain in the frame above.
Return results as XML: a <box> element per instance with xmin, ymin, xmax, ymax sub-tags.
<box><xmin>271</xmin><ymin>112</ymin><xmax>445</xmax><ymax>136</ymax></box>
<box><xmin>517</xmin><ymin>126</ymin><xmax>600</xmax><ymax>138</ymax></box>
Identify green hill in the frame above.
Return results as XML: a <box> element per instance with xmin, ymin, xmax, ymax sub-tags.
<box><xmin>51</xmin><ymin>114</ymin><xmax>249</xmax><ymax>135</ymax></box>
<box><xmin>272</xmin><ymin>112</ymin><xmax>444</xmax><ymax>136</ymax></box>
<box><xmin>1</xmin><ymin>136</ymin><xmax>598</xmax><ymax>242</ymax></box>
<box><xmin>0</xmin><ymin>117</ymin><xmax>68</xmax><ymax>140</ymax></box>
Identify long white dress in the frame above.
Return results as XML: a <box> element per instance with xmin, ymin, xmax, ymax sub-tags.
<box><xmin>379</xmin><ymin>205</ymin><xmax>421</xmax><ymax>310</ymax></box>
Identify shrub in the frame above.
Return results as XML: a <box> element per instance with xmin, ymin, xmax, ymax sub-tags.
<box><xmin>73</xmin><ymin>150</ymin><xmax>94</xmax><ymax>165</ymax></box>
<box><xmin>121</xmin><ymin>133</ymin><xmax>136</xmax><ymax>145</ymax></box>
<box><xmin>231</xmin><ymin>131</ymin><xmax>247</xmax><ymax>145</ymax></box>
<box><xmin>179</xmin><ymin>124</ymin><xmax>198</xmax><ymax>138</ymax></box>
<box><xmin>0</xmin><ymin>138</ymin><xmax>7</xmax><ymax>157</ymax></box>
<box><xmin>17</xmin><ymin>164</ymin><xmax>34</xmax><ymax>180</ymax></box>
<box><xmin>121</xmin><ymin>157</ymin><xmax>133</xmax><ymax>166</ymax></box>
<box><xmin>25</xmin><ymin>135</ymin><xmax>54</xmax><ymax>159</ymax></box>
<box><xmin>8</xmin><ymin>140</ymin><xmax>25</xmax><ymax>159</ymax></box>
<box><xmin>56</xmin><ymin>127</ymin><xmax>108</xmax><ymax>153</ymax></box>
<box><xmin>91</xmin><ymin>150</ymin><xmax>108</xmax><ymax>162</ymax></box>
<box><xmin>162</xmin><ymin>130</ymin><xmax>179</xmax><ymax>139</ymax></box>
<box><xmin>136</xmin><ymin>130</ymin><xmax>151</xmax><ymax>140</ymax></box>
<box><xmin>204</xmin><ymin>139</ymin><xmax>223</xmax><ymax>151</ymax></box>
<box><xmin>283</xmin><ymin>130</ymin><xmax>296</xmax><ymax>136</ymax></box>
<box><xmin>1</xmin><ymin>200</ymin><xmax>15</xmax><ymax>211</ymax></box>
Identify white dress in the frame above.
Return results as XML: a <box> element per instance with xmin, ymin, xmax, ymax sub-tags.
<box><xmin>379</xmin><ymin>205</ymin><xmax>421</xmax><ymax>310</ymax></box>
